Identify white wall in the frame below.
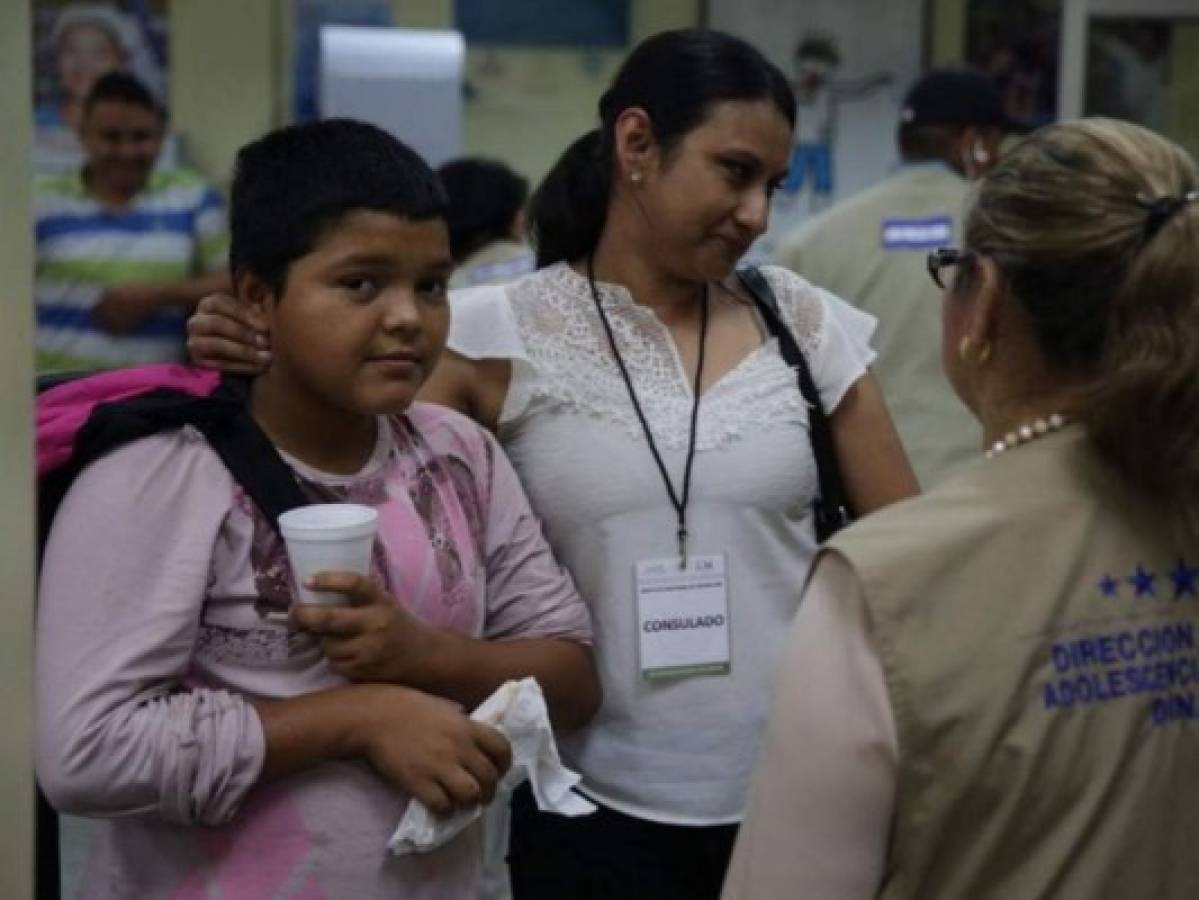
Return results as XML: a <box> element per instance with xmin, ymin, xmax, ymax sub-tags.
<box><xmin>0</xmin><ymin>0</ymin><xmax>36</xmax><ymax>894</ymax></box>
<box><xmin>709</xmin><ymin>0</ymin><xmax>926</xmax><ymax>254</ymax></box>
<box><xmin>171</xmin><ymin>0</ymin><xmax>284</xmax><ymax>190</ymax></box>
<box><xmin>167</xmin><ymin>0</ymin><xmax>701</xmax><ymax>192</ymax></box>
<box><xmin>710</xmin><ymin>0</ymin><xmax>925</xmax><ymax>193</ymax></box>
<box><xmin>449</xmin><ymin>0</ymin><xmax>701</xmax><ymax>183</ymax></box>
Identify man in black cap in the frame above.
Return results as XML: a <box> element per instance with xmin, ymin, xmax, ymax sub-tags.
<box><xmin>775</xmin><ymin>67</ymin><xmax>1027</xmax><ymax>488</ymax></box>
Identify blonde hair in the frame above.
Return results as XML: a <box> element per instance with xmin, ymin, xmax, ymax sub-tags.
<box><xmin>966</xmin><ymin>118</ymin><xmax>1199</xmax><ymax>503</ymax></box>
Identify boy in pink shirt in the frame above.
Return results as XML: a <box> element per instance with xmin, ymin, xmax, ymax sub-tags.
<box><xmin>36</xmin><ymin>120</ymin><xmax>598</xmax><ymax>900</ymax></box>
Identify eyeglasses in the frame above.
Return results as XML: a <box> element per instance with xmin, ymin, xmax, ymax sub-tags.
<box><xmin>927</xmin><ymin>247</ymin><xmax>976</xmax><ymax>290</ymax></box>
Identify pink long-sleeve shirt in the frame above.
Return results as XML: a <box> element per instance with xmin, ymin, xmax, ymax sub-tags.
<box><xmin>37</xmin><ymin>403</ymin><xmax>592</xmax><ymax>900</ymax></box>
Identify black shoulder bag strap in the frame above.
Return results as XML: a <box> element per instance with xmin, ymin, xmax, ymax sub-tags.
<box><xmin>736</xmin><ymin>267</ymin><xmax>854</xmax><ymax>541</ymax></box>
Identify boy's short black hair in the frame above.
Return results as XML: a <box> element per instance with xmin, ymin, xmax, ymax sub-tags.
<box><xmin>83</xmin><ymin>71</ymin><xmax>165</xmax><ymax>122</ymax></box>
<box><xmin>435</xmin><ymin>157</ymin><xmax>529</xmax><ymax>263</ymax></box>
<box><xmin>230</xmin><ymin>119</ymin><xmax>448</xmax><ymax>292</ymax></box>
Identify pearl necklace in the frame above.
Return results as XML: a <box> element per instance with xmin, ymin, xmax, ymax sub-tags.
<box><xmin>984</xmin><ymin>413</ymin><xmax>1069</xmax><ymax>459</ymax></box>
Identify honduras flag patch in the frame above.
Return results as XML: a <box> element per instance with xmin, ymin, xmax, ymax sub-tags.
<box><xmin>881</xmin><ymin>215</ymin><xmax>953</xmax><ymax>250</ymax></box>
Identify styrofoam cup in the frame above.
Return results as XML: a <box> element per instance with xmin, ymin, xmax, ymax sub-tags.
<box><xmin>278</xmin><ymin>503</ymin><xmax>378</xmax><ymax>605</ymax></box>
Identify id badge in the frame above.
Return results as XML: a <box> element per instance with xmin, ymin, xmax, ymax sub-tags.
<box><xmin>635</xmin><ymin>554</ymin><xmax>731</xmax><ymax>681</ymax></box>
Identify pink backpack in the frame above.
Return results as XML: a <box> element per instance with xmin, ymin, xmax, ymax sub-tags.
<box><xmin>37</xmin><ymin>364</ymin><xmax>220</xmax><ymax>476</ymax></box>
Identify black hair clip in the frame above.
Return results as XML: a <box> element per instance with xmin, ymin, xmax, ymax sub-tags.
<box><xmin>1137</xmin><ymin>189</ymin><xmax>1199</xmax><ymax>241</ymax></box>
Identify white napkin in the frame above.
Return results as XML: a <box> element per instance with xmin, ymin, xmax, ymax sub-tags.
<box><xmin>388</xmin><ymin>677</ymin><xmax>596</xmax><ymax>855</ymax></box>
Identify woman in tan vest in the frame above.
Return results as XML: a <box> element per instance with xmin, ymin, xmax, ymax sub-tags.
<box><xmin>724</xmin><ymin>118</ymin><xmax>1199</xmax><ymax>899</ymax></box>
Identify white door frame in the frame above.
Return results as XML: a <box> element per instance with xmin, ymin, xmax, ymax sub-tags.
<box><xmin>1058</xmin><ymin>0</ymin><xmax>1199</xmax><ymax>120</ymax></box>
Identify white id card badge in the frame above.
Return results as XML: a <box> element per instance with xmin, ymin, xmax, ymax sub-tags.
<box><xmin>635</xmin><ymin>554</ymin><xmax>731</xmax><ymax>681</ymax></box>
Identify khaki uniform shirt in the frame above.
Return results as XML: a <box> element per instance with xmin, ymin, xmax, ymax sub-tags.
<box><xmin>448</xmin><ymin>239</ymin><xmax>535</xmax><ymax>290</ymax></box>
<box><xmin>774</xmin><ymin>164</ymin><xmax>978</xmax><ymax>488</ymax></box>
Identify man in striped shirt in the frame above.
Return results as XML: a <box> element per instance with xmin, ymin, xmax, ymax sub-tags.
<box><xmin>34</xmin><ymin>72</ymin><xmax>230</xmax><ymax>372</ymax></box>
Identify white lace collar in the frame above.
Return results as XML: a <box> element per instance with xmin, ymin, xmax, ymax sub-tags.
<box><xmin>541</xmin><ymin>261</ymin><xmax>678</xmax><ymax>311</ymax></box>
<box><xmin>502</xmin><ymin>263</ymin><xmax>810</xmax><ymax>451</ymax></box>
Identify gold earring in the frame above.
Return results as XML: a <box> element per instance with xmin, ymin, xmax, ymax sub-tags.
<box><xmin>958</xmin><ymin>336</ymin><xmax>992</xmax><ymax>365</ymax></box>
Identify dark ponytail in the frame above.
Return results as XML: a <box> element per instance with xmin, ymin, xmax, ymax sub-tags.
<box><xmin>527</xmin><ymin>130</ymin><xmax>611</xmax><ymax>269</ymax></box>
<box><xmin>529</xmin><ymin>28</ymin><xmax>795</xmax><ymax>267</ymax></box>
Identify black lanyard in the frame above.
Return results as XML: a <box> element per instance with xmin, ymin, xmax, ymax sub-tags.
<box><xmin>587</xmin><ymin>256</ymin><xmax>708</xmax><ymax>565</ymax></box>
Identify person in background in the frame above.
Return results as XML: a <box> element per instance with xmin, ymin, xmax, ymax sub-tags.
<box><xmin>34</xmin><ymin>3</ymin><xmax>170</xmax><ymax>174</ymax></box>
<box><xmin>34</xmin><ymin>71</ymin><xmax>229</xmax><ymax>372</ymax></box>
<box><xmin>437</xmin><ymin>155</ymin><xmax>536</xmax><ymax>900</ymax></box>
<box><xmin>37</xmin><ymin>118</ymin><xmax>598</xmax><ymax>900</ymax></box>
<box><xmin>724</xmin><ymin>118</ymin><xmax>1199</xmax><ymax>900</ymax></box>
<box><xmin>774</xmin><ymin>68</ymin><xmax>1025</xmax><ymax>487</ymax></box>
<box><xmin>187</xmin><ymin>28</ymin><xmax>919</xmax><ymax>899</ymax></box>
<box><xmin>438</xmin><ymin>157</ymin><xmax>536</xmax><ymax>290</ymax></box>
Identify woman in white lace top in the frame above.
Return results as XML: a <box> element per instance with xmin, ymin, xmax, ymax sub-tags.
<box><xmin>188</xmin><ymin>28</ymin><xmax>918</xmax><ymax>900</ymax></box>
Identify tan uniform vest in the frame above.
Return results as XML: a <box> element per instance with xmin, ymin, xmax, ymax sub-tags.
<box><xmin>775</xmin><ymin>165</ymin><xmax>979</xmax><ymax>488</ymax></box>
<box><xmin>831</xmin><ymin>427</ymin><xmax>1199</xmax><ymax>899</ymax></box>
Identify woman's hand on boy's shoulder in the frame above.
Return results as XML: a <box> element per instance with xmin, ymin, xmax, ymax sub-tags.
<box><xmin>187</xmin><ymin>292</ymin><xmax>272</xmax><ymax>375</ymax></box>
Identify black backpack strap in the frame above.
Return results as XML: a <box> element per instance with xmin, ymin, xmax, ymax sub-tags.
<box><xmin>197</xmin><ymin>378</ymin><xmax>308</xmax><ymax>528</ymax></box>
<box><xmin>736</xmin><ymin>267</ymin><xmax>854</xmax><ymax>541</ymax></box>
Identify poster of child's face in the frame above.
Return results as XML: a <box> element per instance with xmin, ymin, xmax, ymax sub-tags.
<box><xmin>33</xmin><ymin>2</ymin><xmax>168</xmax><ymax>134</ymax></box>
